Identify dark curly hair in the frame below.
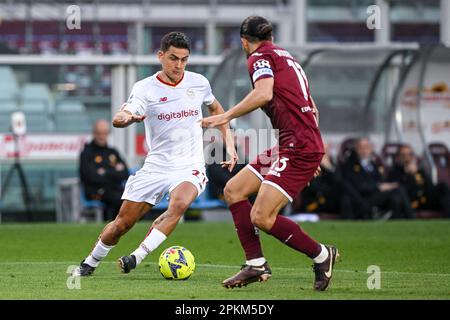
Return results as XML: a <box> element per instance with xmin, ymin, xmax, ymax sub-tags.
<box><xmin>160</xmin><ymin>32</ymin><xmax>191</xmax><ymax>53</ymax></box>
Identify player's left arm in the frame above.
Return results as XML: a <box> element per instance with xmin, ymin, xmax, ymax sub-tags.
<box><xmin>201</xmin><ymin>78</ymin><xmax>274</xmax><ymax>128</ymax></box>
<box><xmin>206</xmin><ymin>99</ymin><xmax>238</xmax><ymax>172</ymax></box>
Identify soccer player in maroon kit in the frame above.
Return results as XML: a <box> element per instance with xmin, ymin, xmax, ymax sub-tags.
<box><xmin>201</xmin><ymin>16</ymin><xmax>339</xmax><ymax>291</ymax></box>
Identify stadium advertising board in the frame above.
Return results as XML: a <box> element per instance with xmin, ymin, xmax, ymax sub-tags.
<box><xmin>0</xmin><ymin>134</ymin><xmax>89</xmax><ymax>161</ymax></box>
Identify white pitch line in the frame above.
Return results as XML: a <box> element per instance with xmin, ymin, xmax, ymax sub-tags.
<box><xmin>0</xmin><ymin>261</ymin><xmax>449</xmax><ymax>278</ymax></box>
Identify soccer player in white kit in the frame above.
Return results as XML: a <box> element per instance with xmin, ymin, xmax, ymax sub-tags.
<box><xmin>74</xmin><ymin>32</ymin><xmax>237</xmax><ymax>276</ymax></box>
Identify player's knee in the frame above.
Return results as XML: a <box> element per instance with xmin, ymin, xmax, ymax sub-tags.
<box><xmin>168</xmin><ymin>199</ymin><xmax>190</xmax><ymax>216</ymax></box>
<box><xmin>223</xmin><ymin>183</ymin><xmax>234</xmax><ymax>204</ymax></box>
<box><xmin>112</xmin><ymin>218</ymin><xmax>133</xmax><ymax>236</ymax></box>
<box><xmin>224</xmin><ymin>180</ymin><xmax>242</xmax><ymax>204</ymax></box>
<box><xmin>250</xmin><ymin>207</ymin><xmax>270</xmax><ymax>231</ymax></box>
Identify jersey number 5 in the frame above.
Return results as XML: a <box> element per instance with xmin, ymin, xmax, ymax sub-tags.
<box><xmin>287</xmin><ymin>59</ymin><xmax>309</xmax><ymax>101</ymax></box>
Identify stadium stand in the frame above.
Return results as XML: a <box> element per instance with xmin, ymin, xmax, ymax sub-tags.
<box><xmin>381</xmin><ymin>142</ymin><xmax>406</xmax><ymax>168</ymax></box>
<box><xmin>55</xmin><ymin>100</ymin><xmax>91</xmax><ymax>132</ymax></box>
<box><xmin>20</xmin><ymin>83</ymin><xmax>54</xmax><ymax>132</ymax></box>
<box><xmin>56</xmin><ymin>178</ymin><xmax>103</xmax><ymax>223</ymax></box>
<box><xmin>0</xmin><ymin>66</ymin><xmax>19</xmax><ymax>99</ymax></box>
<box><xmin>428</xmin><ymin>142</ymin><xmax>450</xmax><ymax>186</ymax></box>
<box><xmin>0</xmin><ymin>66</ymin><xmax>19</xmax><ymax>132</ymax></box>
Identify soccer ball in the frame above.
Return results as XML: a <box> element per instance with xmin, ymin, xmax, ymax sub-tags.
<box><xmin>158</xmin><ymin>246</ymin><xmax>195</xmax><ymax>280</ymax></box>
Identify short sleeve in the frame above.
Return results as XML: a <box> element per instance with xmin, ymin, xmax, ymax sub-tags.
<box><xmin>123</xmin><ymin>83</ymin><xmax>147</xmax><ymax>116</ymax></box>
<box><xmin>247</xmin><ymin>53</ymin><xmax>274</xmax><ymax>85</ymax></box>
<box><xmin>202</xmin><ymin>77</ymin><xmax>215</xmax><ymax>106</ymax></box>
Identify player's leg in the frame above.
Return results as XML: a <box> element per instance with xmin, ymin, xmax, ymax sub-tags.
<box><xmin>151</xmin><ymin>182</ymin><xmax>198</xmax><ymax>235</ymax></box>
<box><xmin>251</xmin><ymin>183</ymin><xmax>322</xmax><ymax>256</ymax></box>
<box><xmin>223</xmin><ymin>167</ymin><xmax>280</xmax><ymax>288</ymax></box>
<box><xmin>251</xmin><ymin>183</ymin><xmax>339</xmax><ymax>291</ymax></box>
<box><xmin>226</xmin><ymin>150</ymin><xmax>339</xmax><ymax>290</ymax></box>
<box><xmin>221</xmin><ymin>150</ymin><xmax>274</xmax><ymax>288</ymax></box>
<box><xmin>223</xmin><ymin>166</ymin><xmax>265</xmax><ymax>264</ymax></box>
<box><xmin>257</xmin><ymin>180</ymin><xmax>340</xmax><ymax>291</ymax></box>
<box><xmin>222</xmin><ymin>181</ymin><xmax>289</xmax><ymax>288</ymax></box>
<box><xmin>120</xmin><ymin>182</ymin><xmax>198</xmax><ymax>272</ymax></box>
<box><xmin>73</xmin><ymin>200</ymin><xmax>152</xmax><ymax>276</ymax></box>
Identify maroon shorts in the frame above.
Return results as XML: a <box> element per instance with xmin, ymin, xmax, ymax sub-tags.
<box><xmin>247</xmin><ymin>146</ymin><xmax>324</xmax><ymax>202</ymax></box>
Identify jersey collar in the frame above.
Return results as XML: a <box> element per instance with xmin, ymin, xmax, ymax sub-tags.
<box><xmin>249</xmin><ymin>41</ymin><xmax>272</xmax><ymax>56</ymax></box>
<box><xmin>156</xmin><ymin>72</ymin><xmax>185</xmax><ymax>87</ymax></box>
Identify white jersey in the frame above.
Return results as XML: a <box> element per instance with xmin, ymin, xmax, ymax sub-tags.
<box><xmin>124</xmin><ymin>71</ymin><xmax>214</xmax><ymax>171</ymax></box>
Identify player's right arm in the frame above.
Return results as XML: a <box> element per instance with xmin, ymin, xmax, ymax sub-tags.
<box><xmin>201</xmin><ymin>54</ymin><xmax>274</xmax><ymax>128</ymax></box>
<box><xmin>200</xmin><ymin>78</ymin><xmax>273</xmax><ymax>128</ymax></box>
<box><xmin>113</xmin><ymin>82</ymin><xmax>147</xmax><ymax>128</ymax></box>
<box><xmin>112</xmin><ymin>104</ymin><xmax>146</xmax><ymax>128</ymax></box>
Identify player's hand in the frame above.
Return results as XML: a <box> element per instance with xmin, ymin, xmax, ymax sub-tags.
<box><xmin>314</xmin><ymin>166</ymin><xmax>321</xmax><ymax>178</ymax></box>
<box><xmin>121</xmin><ymin>112</ymin><xmax>146</xmax><ymax>125</ymax></box>
<box><xmin>130</xmin><ymin>114</ymin><xmax>146</xmax><ymax>123</ymax></box>
<box><xmin>221</xmin><ymin>151</ymin><xmax>238</xmax><ymax>172</ymax></box>
<box><xmin>113</xmin><ymin>109</ymin><xmax>146</xmax><ymax>128</ymax></box>
<box><xmin>200</xmin><ymin>114</ymin><xmax>230</xmax><ymax>128</ymax></box>
<box><xmin>405</xmin><ymin>160</ymin><xmax>418</xmax><ymax>174</ymax></box>
<box><xmin>307</xmin><ymin>166</ymin><xmax>321</xmax><ymax>187</ymax></box>
<box><xmin>378</xmin><ymin>182</ymin><xmax>399</xmax><ymax>192</ymax></box>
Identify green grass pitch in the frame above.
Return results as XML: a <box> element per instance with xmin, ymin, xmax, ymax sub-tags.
<box><xmin>0</xmin><ymin>220</ymin><xmax>449</xmax><ymax>299</ymax></box>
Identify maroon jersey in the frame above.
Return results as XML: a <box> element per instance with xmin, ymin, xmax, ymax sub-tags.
<box><xmin>247</xmin><ymin>41</ymin><xmax>324</xmax><ymax>154</ymax></box>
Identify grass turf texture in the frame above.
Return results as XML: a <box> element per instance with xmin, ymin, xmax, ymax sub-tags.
<box><xmin>0</xmin><ymin>220</ymin><xmax>449</xmax><ymax>299</ymax></box>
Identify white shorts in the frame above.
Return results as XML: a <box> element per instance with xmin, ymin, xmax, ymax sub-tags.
<box><xmin>121</xmin><ymin>166</ymin><xmax>208</xmax><ymax>205</ymax></box>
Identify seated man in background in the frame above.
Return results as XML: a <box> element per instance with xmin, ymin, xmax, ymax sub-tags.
<box><xmin>341</xmin><ymin>137</ymin><xmax>412</xmax><ymax>220</ymax></box>
<box><xmin>388</xmin><ymin>145</ymin><xmax>450</xmax><ymax>217</ymax></box>
<box><xmin>79</xmin><ymin>119</ymin><xmax>129</xmax><ymax>221</ymax></box>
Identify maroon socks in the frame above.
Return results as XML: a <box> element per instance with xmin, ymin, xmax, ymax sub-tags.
<box><xmin>229</xmin><ymin>200</ymin><xmax>264</xmax><ymax>260</ymax></box>
<box><xmin>230</xmin><ymin>200</ymin><xmax>321</xmax><ymax>260</ymax></box>
<box><xmin>269</xmin><ymin>215</ymin><xmax>321</xmax><ymax>259</ymax></box>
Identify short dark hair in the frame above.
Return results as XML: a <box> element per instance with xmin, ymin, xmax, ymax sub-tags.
<box><xmin>240</xmin><ymin>16</ymin><xmax>273</xmax><ymax>42</ymax></box>
<box><xmin>160</xmin><ymin>32</ymin><xmax>191</xmax><ymax>53</ymax></box>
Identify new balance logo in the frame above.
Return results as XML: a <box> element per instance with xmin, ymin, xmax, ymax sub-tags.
<box><xmin>159</xmin><ymin>97</ymin><xmax>168</xmax><ymax>102</ymax></box>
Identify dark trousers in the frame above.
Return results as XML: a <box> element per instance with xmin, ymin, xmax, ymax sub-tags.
<box><xmin>365</xmin><ymin>187</ymin><xmax>413</xmax><ymax>219</ymax></box>
<box><xmin>339</xmin><ymin>181</ymin><xmax>372</xmax><ymax>220</ymax></box>
<box><xmin>340</xmin><ymin>182</ymin><xmax>412</xmax><ymax>220</ymax></box>
<box><xmin>421</xmin><ymin>182</ymin><xmax>450</xmax><ymax>217</ymax></box>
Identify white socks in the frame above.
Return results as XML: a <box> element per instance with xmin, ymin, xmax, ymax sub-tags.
<box><xmin>84</xmin><ymin>239</ymin><xmax>115</xmax><ymax>267</ymax></box>
<box><xmin>132</xmin><ymin>228</ymin><xmax>167</xmax><ymax>265</ymax></box>
<box><xmin>313</xmin><ymin>244</ymin><xmax>329</xmax><ymax>264</ymax></box>
<box><xmin>246</xmin><ymin>257</ymin><xmax>266</xmax><ymax>267</ymax></box>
